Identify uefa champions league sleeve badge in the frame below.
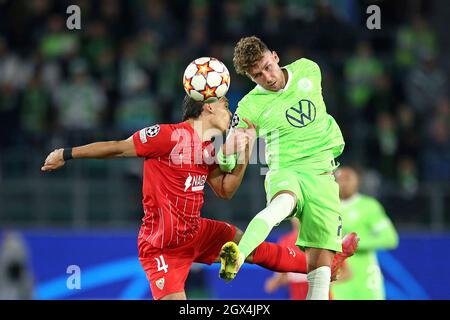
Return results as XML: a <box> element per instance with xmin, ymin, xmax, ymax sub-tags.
<box><xmin>146</xmin><ymin>125</ymin><xmax>161</xmax><ymax>138</ymax></box>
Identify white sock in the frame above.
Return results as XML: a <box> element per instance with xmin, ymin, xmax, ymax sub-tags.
<box><xmin>306</xmin><ymin>266</ymin><xmax>331</xmax><ymax>300</ymax></box>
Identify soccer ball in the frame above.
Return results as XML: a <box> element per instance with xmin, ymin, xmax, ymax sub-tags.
<box><xmin>183</xmin><ymin>57</ymin><xmax>230</xmax><ymax>103</ymax></box>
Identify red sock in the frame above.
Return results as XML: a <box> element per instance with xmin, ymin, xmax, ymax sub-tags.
<box><xmin>251</xmin><ymin>242</ymin><xmax>307</xmax><ymax>273</ymax></box>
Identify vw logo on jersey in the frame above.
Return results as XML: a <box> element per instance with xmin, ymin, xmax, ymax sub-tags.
<box><xmin>285</xmin><ymin>99</ymin><xmax>316</xmax><ymax>128</ymax></box>
<box><xmin>298</xmin><ymin>78</ymin><xmax>312</xmax><ymax>91</ymax></box>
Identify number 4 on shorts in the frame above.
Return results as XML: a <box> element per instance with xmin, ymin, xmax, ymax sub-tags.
<box><xmin>155</xmin><ymin>255</ymin><xmax>169</xmax><ymax>273</ymax></box>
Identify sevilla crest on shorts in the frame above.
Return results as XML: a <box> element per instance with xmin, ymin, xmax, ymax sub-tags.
<box><xmin>156</xmin><ymin>277</ymin><xmax>165</xmax><ymax>290</ymax></box>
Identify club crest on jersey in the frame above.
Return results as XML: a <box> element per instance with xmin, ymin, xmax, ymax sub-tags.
<box><xmin>285</xmin><ymin>99</ymin><xmax>316</xmax><ymax>128</ymax></box>
<box><xmin>156</xmin><ymin>277</ymin><xmax>165</xmax><ymax>290</ymax></box>
<box><xmin>184</xmin><ymin>173</ymin><xmax>207</xmax><ymax>192</ymax></box>
<box><xmin>231</xmin><ymin>112</ymin><xmax>239</xmax><ymax>128</ymax></box>
<box><xmin>298</xmin><ymin>78</ymin><xmax>312</xmax><ymax>91</ymax></box>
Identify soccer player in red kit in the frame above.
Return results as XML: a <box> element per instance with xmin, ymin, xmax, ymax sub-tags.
<box><xmin>42</xmin><ymin>95</ymin><xmax>355</xmax><ymax>300</ymax></box>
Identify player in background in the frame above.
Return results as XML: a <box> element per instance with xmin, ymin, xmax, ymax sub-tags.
<box><xmin>217</xmin><ymin>36</ymin><xmax>359</xmax><ymax>300</ymax></box>
<box><xmin>331</xmin><ymin>166</ymin><xmax>399</xmax><ymax>300</ymax></box>
<box><xmin>264</xmin><ymin>219</ymin><xmax>352</xmax><ymax>300</ymax></box>
<box><xmin>264</xmin><ymin>219</ymin><xmax>309</xmax><ymax>300</ymax></box>
<box><xmin>42</xmin><ymin>95</ymin><xmax>350</xmax><ymax>300</ymax></box>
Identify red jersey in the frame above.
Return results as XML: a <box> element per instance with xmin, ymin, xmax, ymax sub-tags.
<box><xmin>132</xmin><ymin>122</ymin><xmax>217</xmax><ymax>249</ymax></box>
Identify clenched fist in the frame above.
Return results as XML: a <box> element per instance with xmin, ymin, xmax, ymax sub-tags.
<box><xmin>41</xmin><ymin>148</ymin><xmax>65</xmax><ymax>171</ymax></box>
<box><xmin>222</xmin><ymin>118</ymin><xmax>256</xmax><ymax>156</ymax></box>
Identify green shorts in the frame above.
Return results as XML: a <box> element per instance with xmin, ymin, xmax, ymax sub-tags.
<box><xmin>264</xmin><ymin>151</ymin><xmax>343</xmax><ymax>252</ymax></box>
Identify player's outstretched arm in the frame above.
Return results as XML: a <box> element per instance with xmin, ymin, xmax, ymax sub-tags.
<box><xmin>357</xmin><ymin>201</ymin><xmax>399</xmax><ymax>251</ymax></box>
<box><xmin>41</xmin><ymin>136</ymin><xmax>137</xmax><ymax>172</ymax></box>
<box><xmin>207</xmin><ymin>119</ymin><xmax>256</xmax><ymax>199</ymax></box>
<box><xmin>265</xmin><ymin>272</ymin><xmax>289</xmax><ymax>294</ymax></box>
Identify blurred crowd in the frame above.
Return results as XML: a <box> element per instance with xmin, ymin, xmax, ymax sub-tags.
<box><xmin>0</xmin><ymin>0</ymin><xmax>449</xmax><ymax>194</ymax></box>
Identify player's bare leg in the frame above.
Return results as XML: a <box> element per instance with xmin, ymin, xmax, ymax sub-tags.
<box><xmin>305</xmin><ymin>248</ymin><xmax>335</xmax><ymax>300</ymax></box>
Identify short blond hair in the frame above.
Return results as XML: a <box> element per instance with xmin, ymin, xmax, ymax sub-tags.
<box><xmin>233</xmin><ymin>36</ymin><xmax>269</xmax><ymax>75</ymax></box>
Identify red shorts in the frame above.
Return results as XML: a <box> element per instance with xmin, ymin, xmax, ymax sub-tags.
<box><xmin>138</xmin><ymin>217</ymin><xmax>236</xmax><ymax>300</ymax></box>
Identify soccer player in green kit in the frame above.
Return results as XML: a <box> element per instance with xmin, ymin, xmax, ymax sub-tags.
<box><xmin>217</xmin><ymin>36</ymin><xmax>358</xmax><ymax>300</ymax></box>
<box><xmin>331</xmin><ymin>167</ymin><xmax>399</xmax><ymax>300</ymax></box>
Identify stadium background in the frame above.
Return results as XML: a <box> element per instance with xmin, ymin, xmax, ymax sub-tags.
<box><xmin>0</xmin><ymin>0</ymin><xmax>449</xmax><ymax>299</ymax></box>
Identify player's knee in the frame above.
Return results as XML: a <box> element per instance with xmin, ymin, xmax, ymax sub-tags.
<box><xmin>305</xmin><ymin>248</ymin><xmax>335</xmax><ymax>272</ymax></box>
<box><xmin>256</xmin><ymin>192</ymin><xmax>297</xmax><ymax>227</ymax></box>
<box><xmin>270</xmin><ymin>192</ymin><xmax>297</xmax><ymax>215</ymax></box>
<box><xmin>272</xmin><ymin>190</ymin><xmax>297</xmax><ymax>206</ymax></box>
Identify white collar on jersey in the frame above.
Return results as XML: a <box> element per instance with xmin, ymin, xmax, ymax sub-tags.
<box><xmin>340</xmin><ymin>193</ymin><xmax>361</xmax><ymax>208</ymax></box>
<box><xmin>256</xmin><ymin>67</ymin><xmax>292</xmax><ymax>94</ymax></box>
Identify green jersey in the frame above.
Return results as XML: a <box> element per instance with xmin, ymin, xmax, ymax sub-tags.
<box><xmin>331</xmin><ymin>194</ymin><xmax>399</xmax><ymax>300</ymax></box>
<box><xmin>232</xmin><ymin>58</ymin><xmax>344</xmax><ymax>169</ymax></box>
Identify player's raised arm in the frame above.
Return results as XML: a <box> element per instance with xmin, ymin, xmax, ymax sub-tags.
<box><xmin>42</xmin><ymin>123</ymin><xmax>175</xmax><ymax>172</ymax></box>
<box><xmin>41</xmin><ymin>136</ymin><xmax>137</xmax><ymax>172</ymax></box>
<box><xmin>207</xmin><ymin>118</ymin><xmax>256</xmax><ymax>199</ymax></box>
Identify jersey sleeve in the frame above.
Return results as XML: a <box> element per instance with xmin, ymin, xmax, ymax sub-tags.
<box><xmin>357</xmin><ymin>199</ymin><xmax>399</xmax><ymax>251</ymax></box>
<box><xmin>231</xmin><ymin>95</ymin><xmax>260</xmax><ymax>134</ymax></box>
<box><xmin>299</xmin><ymin>58</ymin><xmax>321</xmax><ymax>75</ymax></box>
<box><xmin>132</xmin><ymin>124</ymin><xmax>175</xmax><ymax>158</ymax></box>
<box><xmin>297</xmin><ymin>58</ymin><xmax>322</xmax><ymax>90</ymax></box>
